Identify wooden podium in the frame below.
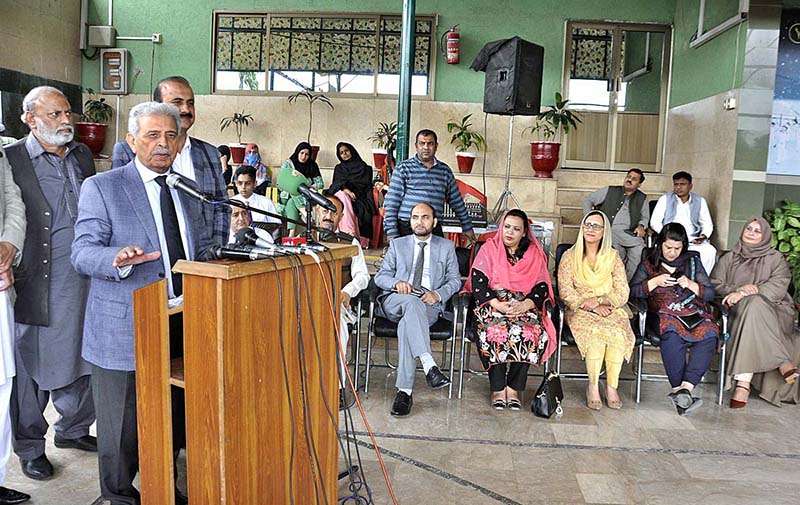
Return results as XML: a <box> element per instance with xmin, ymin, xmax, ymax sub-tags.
<box><xmin>133</xmin><ymin>243</ymin><xmax>357</xmax><ymax>505</ymax></box>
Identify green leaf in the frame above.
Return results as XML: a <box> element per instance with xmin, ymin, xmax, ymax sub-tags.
<box><xmin>772</xmin><ymin>236</ymin><xmax>779</xmax><ymax>248</ymax></box>
<box><xmin>775</xmin><ymin>217</ymin><xmax>787</xmax><ymax>231</ymax></box>
<box><xmin>780</xmin><ymin>242</ymin><xmax>791</xmax><ymax>253</ymax></box>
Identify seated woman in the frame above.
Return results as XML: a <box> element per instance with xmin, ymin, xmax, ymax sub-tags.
<box><xmin>710</xmin><ymin>217</ymin><xmax>800</xmax><ymax>408</ymax></box>
<box><xmin>630</xmin><ymin>223</ymin><xmax>718</xmax><ymax>415</ymax></box>
<box><xmin>326</xmin><ymin>142</ymin><xmax>377</xmax><ymax>242</ymax></box>
<box><xmin>277</xmin><ymin>142</ymin><xmax>324</xmax><ymax>235</ymax></box>
<box><xmin>558</xmin><ymin>211</ymin><xmax>634</xmax><ymax>410</ymax></box>
<box><xmin>468</xmin><ymin>210</ymin><xmax>557</xmax><ymax>410</ymax></box>
<box><xmin>244</xmin><ymin>143</ymin><xmax>272</xmax><ymax>195</ymax></box>
<box><xmin>217</xmin><ymin>144</ymin><xmax>232</xmax><ymax>186</ymax></box>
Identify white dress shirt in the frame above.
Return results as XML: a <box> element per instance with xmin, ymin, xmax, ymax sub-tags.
<box><xmin>408</xmin><ymin>235</ymin><xmax>433</xmax><ymax>290</ymax></box>
<box><xmin>241</xmin><ymin>192</ymin><xmax>281</xmax><ymax>224</ymax></box>
<box><xmin>342</xmin><ymin>237</ymin><xmax>370</xmax><ymax>299</ymax></box>
<box><xmin>134</xmin><ymin>158</ymin><xmax>191</xmax><ymax>298</ymax></box>
<box><xmin>171</xmin><ymin>137</ymin><xmax>196</xmax><ymax>182</ymax></box>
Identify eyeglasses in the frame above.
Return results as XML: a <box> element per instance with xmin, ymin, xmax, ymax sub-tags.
<box><xmin>582</xmin><ymin>223</ymin><xmax>604</xmax><ymax>231</ymax></box>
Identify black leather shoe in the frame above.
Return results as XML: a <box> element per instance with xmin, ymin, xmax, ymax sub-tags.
<box><xmin>425</xmin><ymin>366</ymin><xmax>451</xmax><ymax>389</ymax></box>
<box><xmin>54</xmin><ymin>434</ymin><xmax>97</xmax><ymax>452</ymax></box>
<box><xmin>0</xmin><ymin>486</ymin><xmax>30</xmax><ymax>504</ymax></box>
<box><xmin>390</xmin><ymin>391</ymin><xmax>413</xmax><ymax>417</ymax></box>
<box><xmin>19</xmin><ymin>454</ymin><xmax>53</xmax><ymax>480</ymax></box>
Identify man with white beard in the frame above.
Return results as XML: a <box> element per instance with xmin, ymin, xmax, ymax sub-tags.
<box><xmin>4</xmin><ymin>87</ymin><xmax>97</xmax><ymax>482</ymax></box>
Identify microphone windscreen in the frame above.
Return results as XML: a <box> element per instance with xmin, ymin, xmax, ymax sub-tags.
<box><xmin>276</xmin><ymin>168</ymin><xmax>308</xmax><ymax>196</ymax></box>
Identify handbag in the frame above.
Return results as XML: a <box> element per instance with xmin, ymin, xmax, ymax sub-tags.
<box><xmin>531</xmin><ymin>371</ymin><xmax>564</xmax><ymax>419</ymax></box>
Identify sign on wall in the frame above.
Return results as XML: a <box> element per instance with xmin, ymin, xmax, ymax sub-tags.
<box><xmin>768</xmin><ymin>10</ymin><xmax>800</xmax><ymax>175</ymax></box>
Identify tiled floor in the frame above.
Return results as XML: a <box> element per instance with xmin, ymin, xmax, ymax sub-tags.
<box><xmin>4</xmin><ymin>347</ymin><xmax>800</xmax><ymax>504</ymax></box>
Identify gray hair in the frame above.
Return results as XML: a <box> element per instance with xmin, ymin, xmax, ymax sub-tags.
<box><xmin>19</xmin><ymin>86</ymin><xmax>67</xmax><ymax>122</ymax></box>
<box><xmin>128</xmin><ymin>102</ymin><xmax>182</xmax><ymax>138</ymax></box>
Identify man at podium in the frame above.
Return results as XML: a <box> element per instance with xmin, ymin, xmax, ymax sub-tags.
<box><xmin>71</xmin><ymin>101</ymin><xmax>214</xmax><ymax>505</ymax></box>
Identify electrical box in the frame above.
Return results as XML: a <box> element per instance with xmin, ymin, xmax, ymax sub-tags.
<box><xmin>100</xmin><ymin>48</ymin><xmax>128</xmax><ymax>94</ymax></box>
<box><xmin>88</xmin><ymin>26</ymin><xmax>117</xmax><ymax>48</ymax></box>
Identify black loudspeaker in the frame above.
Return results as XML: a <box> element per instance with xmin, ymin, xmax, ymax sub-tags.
<box><xmin>471</xmin><ymin>37</ymin><xmax>544</xmax><ymax>116</ymax></box>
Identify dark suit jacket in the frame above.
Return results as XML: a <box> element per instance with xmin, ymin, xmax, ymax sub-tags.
<box><xmin>6</xmin><ymin>136</ymin><xmax>95</xmax><ymax>326</ymax></box>
<box><xmin>71</xmin><ymin>160</ymin><xmax>214</xmax><ymax>371</ymax></box>
<box><xmin>112</xmin><ymin>137</ymin><xmax>229</xmax><ymax>246</ymax></box>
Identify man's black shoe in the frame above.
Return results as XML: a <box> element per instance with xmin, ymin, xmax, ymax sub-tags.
<box><xmin>425</xmin><ymin>366</ymin><xmax>451</xmax><ymax>389</ymax></box>
<box><xmin>175</xmin><ymin>488</ymin><xmax>189</xmax><ymax>505</ymax></box>
<box><xmin>390</xmin><ymin>391</ymin><xmax>413</xmax><ymax>417</ymax></box>
<box><xmin>54</xmin><ymin>434</ymin><xmax>97</xmax><ymax>452</ymax></box>
<box><xmin>19</xmin><ymin>454</ymin><xmax>53</xmax><ymax>480</ymax></box>
<box><xmin>0</xmin><ymin>486</ymin><xmax>30</xmax><ymax>504</ymax></box>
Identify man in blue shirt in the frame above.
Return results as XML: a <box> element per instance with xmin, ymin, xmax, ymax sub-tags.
<box><xmin>383</xmin><ymin>130</ymin><xmax>475</xmax><ymax>243</ymax></box>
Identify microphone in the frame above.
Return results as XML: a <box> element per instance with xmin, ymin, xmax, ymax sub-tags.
<box><xmin>238</xmin><ymin>227</ymin><xmax>326</xmax><ymax>254</ymax></box>
<box><xmin>166</xmin><ymin>173</ymin><xmax>215</xmax><ymax>203</ymax></box>
<box><xmin>298</xmin><ymin>183</ymin><xmax>337</xmax><ymax>212</ymax></box>
<box><xmin>318</xmin><ymin>228</ymin><xmax>357</xmax><ymax>243</ymax></box>
<box><xmin>212</xmin><ymin>245</ymin><xmax>277</xmax><ymax>261</ymax></box>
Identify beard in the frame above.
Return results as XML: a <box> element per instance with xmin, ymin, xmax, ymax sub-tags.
<box><xmin>34</xmin><ymin>117</ymin><xmax>73</xmax><ymax>146</ymax></box>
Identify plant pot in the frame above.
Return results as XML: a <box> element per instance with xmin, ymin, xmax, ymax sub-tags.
<box><xmin>75</xmin><ymin>122</ymin><xmax>108</xmax><ymax>156</ymax></box>
<box><xmin>530</xmin><ymin>141</ymin><xmax>561</xmax><ymax>178</ymax></box>
<box><xmin>372</xmin><ymin>149</ymin><xmax>388</xmax><ymax>169</ymax></box>
<box><xmin>455</xmin><ymin>152</ymin><xmax>476</xmax><ymax>174</ymax></box>
<box><xmin>229</xmin><ymin>143</ymin><xmax>246</xmax><ymax>164</ymax></box>
<box><xmin>310</xmin><ymin>145</ymin><xmax>321</xmax><ymax>161</ymax></box>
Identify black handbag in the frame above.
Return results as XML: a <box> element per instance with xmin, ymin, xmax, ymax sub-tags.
<box><xmin>531</xmin><ymin>371</ymin><xmax>564</xmax><ymax>419</ymax></box>
<box><xmin>674</xmin><ymin>311</ymin><xmax>705</xmax><ymax>330</ymax></box>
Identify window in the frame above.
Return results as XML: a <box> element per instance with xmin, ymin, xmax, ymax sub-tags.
<box><xmin>213</xmin><ymin>12</ymin><xmax>435</xmax><ymax>96</ymax></box>
<box><xmin>562</xmin><ymin>22</ymin><xmax>671</xmax><ymax>172</ymax></box>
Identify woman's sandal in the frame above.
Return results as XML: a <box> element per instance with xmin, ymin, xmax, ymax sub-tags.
<box><xmin>729</xmin><ymin>384</ymin><xmax>750</xmax><ymax>409</ymax></box>
<box><xmin>782</xmin><ymin>367</ymin><xmax>799</xmax><ymax>385</ymax></box>
<box><xmin>491</xmin><ymin>397</ymin><xmax>507</xmax><ymax>410</ymax></box>
<box><xmin>586</xmin><ymin>385</ymin><xmax>602</xmax><ymax>410</ymax></box>
<box><xmin>506</xmin><ymin>397</ymin><xmax>522</xmax><ymax>411</ymax></box>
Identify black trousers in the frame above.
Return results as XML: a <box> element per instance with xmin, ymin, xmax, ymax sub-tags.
<box><xmin>397</xmin><ymin>219</ymin><xmax>444</xmax><ymax>238</ymax></box>
<box><xmin>93</xmin><ymin>313</ymin><xmax>186</xmax><ymax>505</ymax></box>
<box><xmin>488</xmin><ymin>362</ymin><xmax>530</xmax><ymax>392</ymax></box>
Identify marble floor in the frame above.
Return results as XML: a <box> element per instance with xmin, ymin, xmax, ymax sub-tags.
<box><xmin>4</xmin><ymin>346</ymin><xmax>800</xmax><ymax>504</ymax></box>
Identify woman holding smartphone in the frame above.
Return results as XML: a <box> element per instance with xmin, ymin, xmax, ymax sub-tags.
<box><xmin>630</xmin><ymin>222</ymin><xmax>719</xmax><ymax>415</ymax></box>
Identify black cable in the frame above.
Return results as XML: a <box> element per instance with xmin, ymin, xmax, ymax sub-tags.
<box><xmin>80</xmin><ymin>47</ymin><xmax>100</xmax><ymax>60</ymax></box>
<box><xmin>267</xmin><ymin>257</ymin><xmax>296</xmax><ymax>505</ymax></box>
<box><xmin>315</xmin><ymin>249</ymin><xmax>373</xmax><ymax>503</ymax></box>
<box><xmin>288</xmin><ymin>254</ymin><xmax>324</xmax><ymax>505</ymax></box>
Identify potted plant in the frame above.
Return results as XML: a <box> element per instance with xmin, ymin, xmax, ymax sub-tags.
<box><xmin>367</xmin><ymin>121</ymin><xmax>398</xmax><ymax>168</ymax></box>
<box><xmin>446</xmin><ymin>113</ymin><xmax>486</xmax><ymax>174</ymax></box>
<box><xmin>75</xmin><ymin>88</ymin><xmax>114</xmax><ymax>156</ymax></box>
<box><xmin>219</xmin><ymin>109</ymin><xmax>254</xmax><ymax>164</ymax></box>
<box><xmin>287</xmin><ymin>90</ymin><xmax>334</xmax><ymax>161</ymax></box>
<box><xmin>523</xmin><ymin>92</ymin><xmax>581</xmax><ymax>178</ymax></box>
<box><xmin>766</xmin><ymin>201</ymin><xmax>800</xmax><ymax>307</ymax></box>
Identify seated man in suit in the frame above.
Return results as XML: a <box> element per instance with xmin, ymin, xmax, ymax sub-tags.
<box><xmin>228</xmin><ymin>196</ymin><xmax>276</xmax><ymax>245</ymax></box>
<box><xmin>71</xmin><ymin>101</ymin><xmax>214</xmax><ymax>505</ymax></box>
<box><xmin>650</xmin><ymin>171</ymin><xmax>717</xmax><ymax>273</ymax></box>
<box><xmin>316</xmin><ymin>195</ymin><xmax>369</xmax><ymax>409</ymax></box>
<box><xmin>374</xmin><ymin>202</ymin><xmax>461</xmax><ymax>417</ymax></box>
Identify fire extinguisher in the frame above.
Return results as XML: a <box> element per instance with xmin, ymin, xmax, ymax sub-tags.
<box><xmin>441</xmin><ymin>25</ymin><xmax>460</xmax><ymax>64</ymax></box>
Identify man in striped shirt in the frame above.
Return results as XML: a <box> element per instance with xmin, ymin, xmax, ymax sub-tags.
<box><xmin>383</xmin><ymin>130</ymin><xmax>476</xmax><ymax>243</ymax></box>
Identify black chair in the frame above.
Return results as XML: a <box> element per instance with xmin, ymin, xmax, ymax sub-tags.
<box><xmin>552</xmin><ymin>243</ymin><xmax>644</xmax><ymax>384</ymax></box>
<box><xmin>363</xmin><ymin>279</ymin><xmax>462</xmax><ymax>399</ymax></box>
<box><xmin>345</xmin><ymin>287</ymin><xmax>370</xmax><ymax>393</ymax></box>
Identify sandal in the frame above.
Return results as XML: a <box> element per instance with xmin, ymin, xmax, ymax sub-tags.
<box><xmin>729</xmin><ymin>384</ymin><xmax>750</xmax><ymax>409</ymax></box>
<box><xmin>506</xmin><ymin>397</ymin><xmax>522</xmax><ymax>411</ymax></box>
<box><xmin>586</xmin><ymin>385</ymin><xmax>602</xmax><ymax>411</ymax></box>
<box><xmin>491</xmin><ymin>396</ymin><xmax>506</xmax><ymax>410</ymax></box>
<box><xmin>782</xmin><ymin>367</ymin><xmax>799</xmax><ymax>385</ymax></box>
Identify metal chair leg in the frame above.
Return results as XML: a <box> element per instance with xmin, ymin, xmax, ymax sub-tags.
<box><xmin>636</xmin><ymin>343</ymin><xmax>643</xmax><ymax>403</ymax></box>
<box><xmin>365</xmin><ymin>302</ymin><xmax>375</xmax><ymax>394</ymax></box>
<box><xmin>556</xmin><ymin>307</ymin><xmax>564</xmax><ymax>374</ymax></box>
<box><xmin>718</xmin><ymin>314</ymin><xmax>728</xmax><ymax>405</ymax></box>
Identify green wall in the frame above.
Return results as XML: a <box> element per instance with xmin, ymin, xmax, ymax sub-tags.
<box><xmin>669</xmin><ymin>0</ymin><xmax>746</xmax><ymax>107</ymax></box>
<box><xmin>83</xmin><ymin>0</ymin><xmax>676</xmax><ymax>104</ymax></box>
<box><xmin>624</xmin><ymin>31</ymin><xmax>665</xmax><ymax>113</ymax></box>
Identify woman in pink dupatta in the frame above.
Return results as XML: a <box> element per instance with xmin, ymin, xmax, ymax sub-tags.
<box><xmin>468</xmin><ymin>209</ymin><xmax>557</xmax><ymax>410</ymax></box>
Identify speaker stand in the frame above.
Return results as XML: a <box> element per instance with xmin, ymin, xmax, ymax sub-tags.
<box><xmin>491</xmin><ymin>114</ymin><xmax>521</xmax><ymax>221</ymax></box>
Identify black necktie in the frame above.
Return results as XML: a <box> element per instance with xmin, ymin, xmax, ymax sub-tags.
<box><xmin>154</xmin><ymin>175</ymin><xmax>186</xmax><ymax>296</ymax></box>
<box><xmin>412</xmin><ymin>241</ymin><xmax>427</xmax><ymax>289</ymax></box>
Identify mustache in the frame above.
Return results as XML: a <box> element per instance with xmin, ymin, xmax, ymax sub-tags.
<box><xmin>153</xmin><ymin>147</ymin><xmax>171</xmax><ymax>156</ymax></box>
